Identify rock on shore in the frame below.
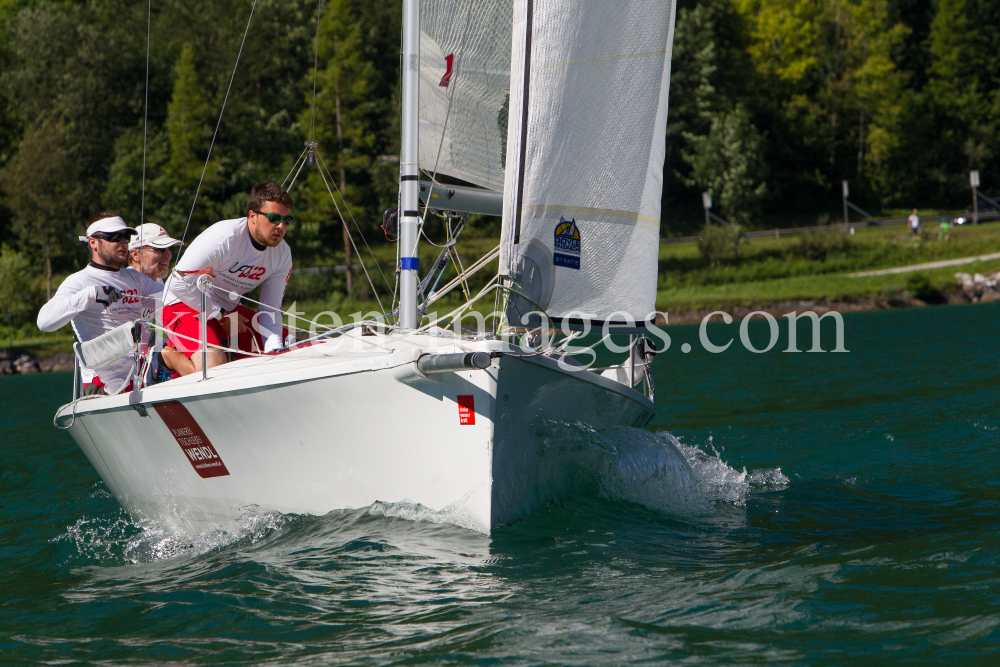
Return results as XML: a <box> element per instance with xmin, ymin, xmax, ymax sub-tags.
<box><xmin>0</xmin><ymin>350</ymin><xmax>75</xmax><ymax>375</ymax></box>
<box><xmin>955</xmin><ymin>272</ymin><xmax>1000</xmax><ymax>302</ymax></box>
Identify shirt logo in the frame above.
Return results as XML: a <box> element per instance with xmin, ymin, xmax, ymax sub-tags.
<box><xmin>227</xmin><ymin>262</ymin><xmax>267</xmax><ymax>280</ymax></box>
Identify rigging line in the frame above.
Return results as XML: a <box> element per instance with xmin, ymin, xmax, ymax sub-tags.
<box><xmin>314</xmin><ymin>160</ymin><xmax>388</xmax><ymax>314</ymax></box>
<box><xmin>417</xmin><ymin>210</ymin><xmax>465</xmax><ymax>247</ymax></box>
<box><xmin>419</xmin><ymin>223</ymin><xmax>454</xmax><ymax>247</ymax></box>
<box><xmin>147</xmin><ymin>323</ymin><xmax>270</xmax><ymax>357</ymax></box>
<box><xmin>449</xmin><ymin>245</ymin><xmax>472</xmax><ymax>303</ymax></box>
<box><xmin>424</xmin><ymin>245</ymin><xmax>499</xmax><ymax>308</ymax></box>
<box><xmin>416</xmin><ymin>278</ymin><xmax>500</xmax><ymax>332</ymax></box>
<box><xmin>177</xmin><ymin>0</ymin><xmax>260</xmax><ymax>253</ymax></box>
<box><xmin>164</xmin><ymin>270</ymin><xmax>334</xmax><ymax>335</ymax></box>
<box><xmin>202</xmin><ymin>284</ymin><xmax>338</xmax><ymax>334</ymax></box>
<box><xmin>309</xmin><ymin>0</ymin><xmax>322</xmax><ymax>142</ymax></box>
<box><xmin>285</xmin><ymin>153</ymin><xmax>309</xmax><ymax>193</ymax></box>
<box><xmin>140</xmin><ymin>0</ymin><xmax>151</xmax><ymax>226</ymax></box>
<box><xmin>314</xmin><ymin>150</ymin><xmax>392</xmax><ymax>290</ymax></box>
<box><xmin>280</xmin><ymin>148</ymin><xmax>309</xmax><ymax>188</ymax></box>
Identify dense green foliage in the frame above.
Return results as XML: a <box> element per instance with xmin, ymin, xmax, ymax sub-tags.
<box><xmin>1</xmin><ymin>0</ymin><xmax>998</xmax><ymax>326</ymax></box>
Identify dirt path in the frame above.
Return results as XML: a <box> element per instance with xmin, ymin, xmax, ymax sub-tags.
<box><xmin>849</xmin><ymin>252</ymin><xmax>1000</xmax><ymax>277</ymax></box>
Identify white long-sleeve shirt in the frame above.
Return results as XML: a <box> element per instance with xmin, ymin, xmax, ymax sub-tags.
<box><xmin>163</xmin><ymin>218</ymin><xmax>292</xmax><ymax>352</ymax></box>
<box><xmin>38</xmin><ymin>263</ymin><xmax>162</xmax><ymax>393</ymax></box>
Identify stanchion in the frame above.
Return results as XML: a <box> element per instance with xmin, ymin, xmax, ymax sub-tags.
<box><xmin>196</xmin><ymin>274</ymin><xmax>214</xmax><ymax>381</ymax></box>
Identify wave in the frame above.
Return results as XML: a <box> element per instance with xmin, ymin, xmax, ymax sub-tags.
<box><xmin>531</xmin><ymin>421</ymin><xmax>788</xmax><ymax>518</ymax></box>
<box><xmin>53</xmin><ymin>427</ymin><xmax>786</xmax><ymax>565</ymax></box>
<box><xmin>53</xmin><ymin>504</ymin><xmax>291</xmax><ymax>566</ymax></box>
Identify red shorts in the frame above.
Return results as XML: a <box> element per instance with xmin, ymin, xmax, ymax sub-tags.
<box><xmin>84</xmin><ymin>376</ymin><xmax>133</xmax><ymax>394</ymax></box>
<box><xmin>162</xmin><ymin>303</ymin><xmax>287</xmax><ymax>359</ymax></box>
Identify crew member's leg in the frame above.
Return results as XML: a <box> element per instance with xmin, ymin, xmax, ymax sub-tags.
<box><xmin>227</xmin><ymin>305</ymin><xmax>288</xmax><ymax>359</ymax></box>
<box><xmin>162</xmin><ymin>303</ymin><xmax>229</xmax><ymax>374</ymax></box>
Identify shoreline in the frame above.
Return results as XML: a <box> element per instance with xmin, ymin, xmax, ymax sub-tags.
<box><xmin>656</xmin><ymin>290</ymin><xmax>978</xmax><ymax>327</ymax></box>
<box><xmin>3</xmin><ymin>293</ymin><xmax>989</xmax><ymax>376</ymax></box>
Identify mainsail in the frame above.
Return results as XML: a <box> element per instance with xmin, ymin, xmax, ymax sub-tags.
<box><xmin>500</xmin><ymin>0</ymin><xmax>676</xmax><ymax>325</ymax></box>
<box><xmin>419</xmin><ymin>0</ymin><xmax>513</xmax><ymax>192</ymax></box>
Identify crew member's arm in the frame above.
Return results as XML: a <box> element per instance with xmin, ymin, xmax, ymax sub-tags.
<box><xmin>257</xmin><ymin>262</ymin><xmax>292</xmax><ymax>352</ymax></box>
<box><xmin>168</xmin><ymin>232</ymin><xmax>227</xmax><ymax>319</ymax></box>
<box><xmin>37</xmin><ymin>282</ymin><xmax>122</xmax><ymax>332</ymax></box>
<box><xmin>160</xmin><ymin>346</ymin><xmax>196</xmax><ymax>375</ymax></box>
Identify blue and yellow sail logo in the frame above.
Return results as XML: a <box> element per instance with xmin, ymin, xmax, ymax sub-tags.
<box><xmin>553</xmin><ymin>217</ymin><xmax>581</xmax><ymax>270</ymax></box>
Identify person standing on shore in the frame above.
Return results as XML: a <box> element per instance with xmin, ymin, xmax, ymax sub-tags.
<box><xmin>908</xmin><ymin>209</ymin><xmax>921</xmax><ymax>235</ymax></box>
<box><xmin>36</xmin><ymin>213</ymin><xmax>161</xmax><ymax>395</ymax></box>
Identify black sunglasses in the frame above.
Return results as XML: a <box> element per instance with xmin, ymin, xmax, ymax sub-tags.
<box><xmin>91</xmin><ymin>232</ymin><xmax>133</xmax><ymax>243</ymax></box>
<box><xmin>251</xmin><ymin>209</ymin><xmax>294</xmax><ymax>226</ymax></box>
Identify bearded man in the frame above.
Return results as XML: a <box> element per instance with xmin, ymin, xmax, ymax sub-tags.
<box><xmin>128</xmin><ymin>223</ymin><xmax>183</xmax><ymax>282</ymax></box>
<box><xmin>127</xmin><ymin>223</ymin><xmax>194</xmax><ymax>379</ymax></box>
<box><xmin>37</xmin><ymin>213</ymin><xmax>162</xmax><ymax>395</ymax></box>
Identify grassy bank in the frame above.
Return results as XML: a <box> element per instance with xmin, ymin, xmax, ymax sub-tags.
<box><xmin>289</xmin><ymin>221</ymin><xmax>1000</xmax><ymax>324</ymax></box>
<box><xmin>655</xmin><ymin>222</ymin><xmax>1000</xmax><ymax>312</ymax></box>
<box><xmin>18</xmin><ymin>222</ymin><xmax>999</xmax><ymax>348</ymax></box>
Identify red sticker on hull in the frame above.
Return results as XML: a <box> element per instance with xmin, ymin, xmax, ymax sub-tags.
<box><xmin>153</xmin><ymin>401</ymin><xmax>230</xmax><ymax>478</ymax></box>
<box><xmin>457</xmin><ymin>394</ymin><xmax>475</xmax><ymax>425</ymax></box>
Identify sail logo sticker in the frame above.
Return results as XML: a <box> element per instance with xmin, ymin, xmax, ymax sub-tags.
<box><xmin>457</xmin><ymin>394</ymin><xmax>475</xmax><ymax>425</ymax></box>
<box><xmin>153</xmin><ymin>401</ymin><xmax>231</xmax><ymax>478</ymax></box>
<box><xmin>440</xmin><ymin>54</ymin><xmax>454</xmax><ymax>87</ymax></box>
<box><xmin>553</xmin><ymin>217</ymin><xmax>581</xmax><ymax>270</ymax></box>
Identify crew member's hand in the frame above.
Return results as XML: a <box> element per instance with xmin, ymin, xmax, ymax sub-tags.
<box><xmin>222</xmin><ymin>310</ymin><xmax>251</xmax><ymax>339</ymax></box>
<box><xmin>93</xmin><ymin>286</ymin><xmax>123</xmax><ymax>308</ymax></box>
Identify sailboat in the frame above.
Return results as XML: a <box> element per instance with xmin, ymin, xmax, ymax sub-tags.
<box><xmin>53</xmin><ymin>0</ymin><xmax>677</xmax><ymax>535</ymax></box>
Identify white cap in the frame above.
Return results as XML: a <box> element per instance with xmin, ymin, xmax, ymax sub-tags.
<box><xmin>129</xmin><ymin>223</ymin><xmax>184</xmax><ymax>250</ymax></box>
<box><xmin>78</xmin><ymin>216</ymin><xmax>135</xmax><ymax>242</ymax></box>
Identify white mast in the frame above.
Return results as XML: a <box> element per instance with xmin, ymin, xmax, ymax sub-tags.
<box><xmin>398</xmin><ymin>0</ymin><xmax>421</xmax><ymax>329</ymax></box>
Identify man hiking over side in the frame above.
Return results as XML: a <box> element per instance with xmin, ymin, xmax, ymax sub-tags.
<box><xmin>37</xmin><ymin>213</ymin><xmax>162</xmax><ymax>395</ymax></box>
<box><xmin>162</xmin><ymin>182</ymin><xmax>294</xmax><ymax>375</ymax></box>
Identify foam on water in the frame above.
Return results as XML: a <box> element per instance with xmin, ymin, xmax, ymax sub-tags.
<box><xmin>531</xmin><ymin>421</ymin><xmax>788</xmax><ymax>518</ymax></box>
<box><xmin>54</xmin><ymin>427</ymin><xmax>786</xmax><ymax>563</ymax></box>
<box><xmin>54</xmin><ymin>505</ymin><xmax>291</xmax><ymax>565</ymax></box>
<box><xmin>364</xmin><ymin>498</ymin><xmax>486</xmax><ymax>533</ymax></box>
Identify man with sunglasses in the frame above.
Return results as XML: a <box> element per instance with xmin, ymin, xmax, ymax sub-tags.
<box><xmin>162</xmin><ymin>182</ymin><xmax>294</xmax><ymax>374</ymax></box>
<box><xmin>37</xmin><ymin>212</ymin><xmax>162</xmax><ymax>395</ymax></box>
<box><xmin>127</xmin><ymin>223</ymin><xmax>195</xmax><ymax>380</ymax></box>
<box><xmin>128</xmin><ymin>223</ymin><xmax>183</xmax><ymax>282</ymax></box>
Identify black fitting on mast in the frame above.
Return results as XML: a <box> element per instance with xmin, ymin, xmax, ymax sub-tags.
<box><xmin>305</xmin><ymin>141</ymin><xmax>318</xmax><ymax>166</ymax></box>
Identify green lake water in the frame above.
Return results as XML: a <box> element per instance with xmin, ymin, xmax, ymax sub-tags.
<box><xmin>2</xmin><ymin>302</ymin><xmax>999</xmax><ymax>665</ymax></box>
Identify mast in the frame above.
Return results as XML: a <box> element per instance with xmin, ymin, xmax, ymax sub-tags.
<box><xmin>398</xmin><ymin>0</ymin><xmax>420</xmax><ymax>329</ymax></box>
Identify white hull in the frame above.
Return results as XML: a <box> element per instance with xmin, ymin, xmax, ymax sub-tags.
<box><xmin>56</xmin><ymin>334</ymin><xmax>653</xmax><ymax>535</ymax></box>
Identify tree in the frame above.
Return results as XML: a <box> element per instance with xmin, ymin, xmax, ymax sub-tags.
<box><xmin>0</xmin><ymin>245</ymin><xmax>38</xmax><ymax>324</ymax></box>
<box><xmin>294</xmin><ymin>0</ymin><xmax>400</xmax><ymax>278</ymax></box>
<box><xmin>0</xmin><ymin>116</ymin><xmax>83</xmax><ymax>299</ymax></box>
<box><xmin>682</xmin><ymin>105</ymin><xmax>768</xmax><ymax>227</ymax></box>
<box><xmin>166</xmin><ymin>44</ymin><xmax>210</xmax><ymax>189</ymax></box>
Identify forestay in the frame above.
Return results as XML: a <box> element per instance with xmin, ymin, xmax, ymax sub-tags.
<box><xmin>419</xmin><ymin>0</ymin><xmax>513</xmax><ymax>193</ymax></box>
<box><xmin>500</xmin><ymin>0</ymin><xmax>676</xmax><ymax>325</ymax></box>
